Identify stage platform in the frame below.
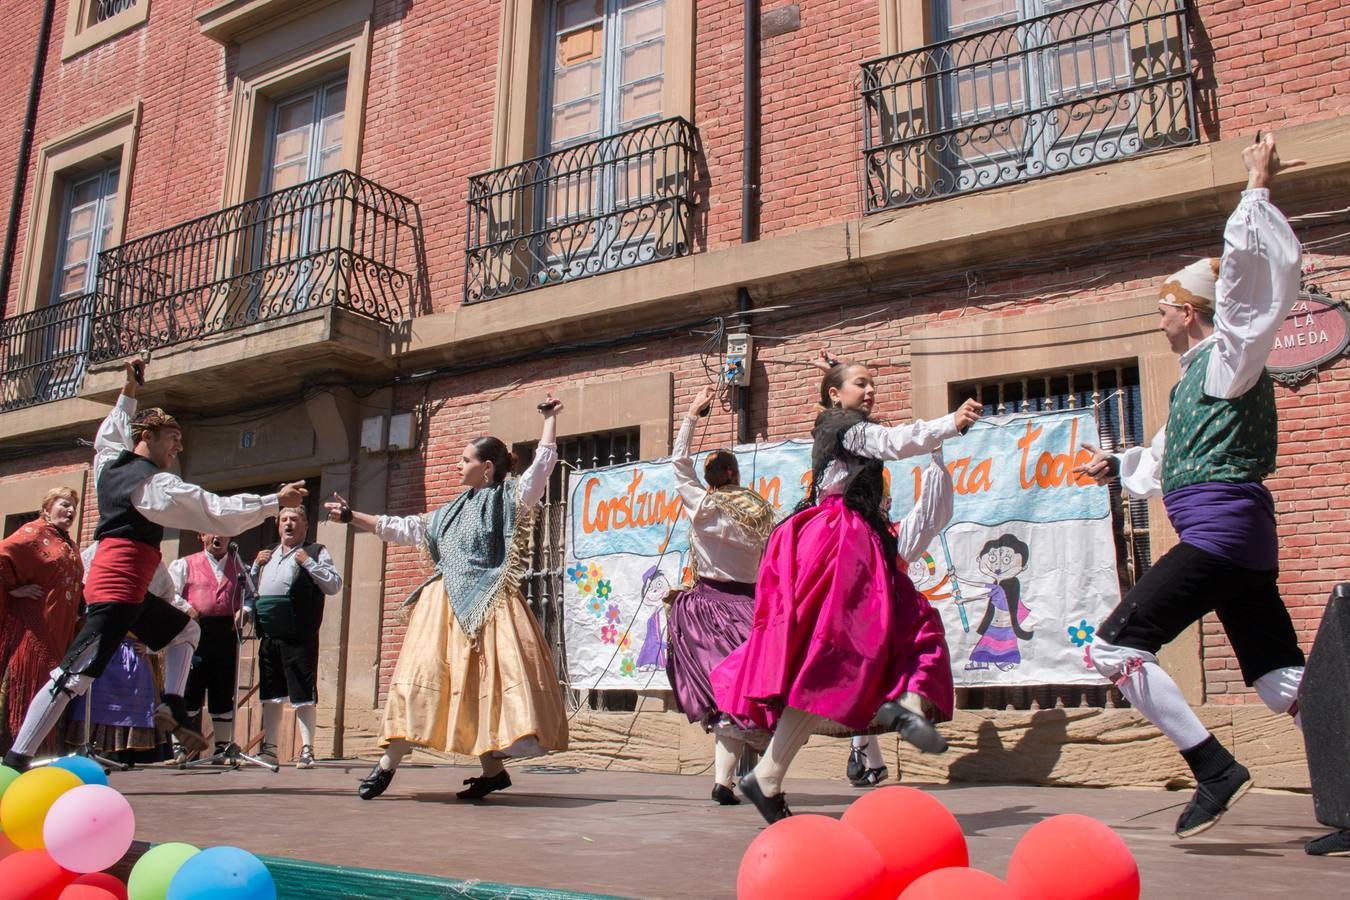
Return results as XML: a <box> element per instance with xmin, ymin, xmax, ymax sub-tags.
<box><xmin>110</xmin><ymin>761</ymin><xmax>1350</xmax><ymax>898</ymax></box>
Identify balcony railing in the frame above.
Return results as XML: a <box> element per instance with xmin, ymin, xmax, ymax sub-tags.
<box><xmin>465</xmin><ymin>117</ymin><xmax>698</xmax><ymax>303</ymax></box>
<box><xmin>1</xmin><ymin>293</ymin><xmax>94</xmax><ymax>413</ymax></box>
<box><xmin>861</xmin><ymin>0</ymin><xmax>1196</xmax><ymax>213</ymax></box>
<box><xmin>91</xmin><ymin>170</ymin><xmax>425</xmax><ymax>361</ymax></box>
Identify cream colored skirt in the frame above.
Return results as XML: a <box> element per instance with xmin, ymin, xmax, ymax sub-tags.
<box><xmin>380</xmin><ymin>579</ymin><xmax>569</xmax><ymax>758</ymax></box>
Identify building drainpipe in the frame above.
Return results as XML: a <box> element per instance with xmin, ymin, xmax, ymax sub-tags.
<box><xmin>736</xmin><ymin>0</ymin><xmax>761</xmax><ymax>447</ymax></box>
<box><xmin>0</xmin><ymin>0</ymin><xmax>57</xmax><ymax>322</ymax></box>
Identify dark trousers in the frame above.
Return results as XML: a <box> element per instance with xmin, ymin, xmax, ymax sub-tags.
<box><xmin>184</xmin><ymin>615</ymin><xmax>239</xmax><ymax>717</ymax></box>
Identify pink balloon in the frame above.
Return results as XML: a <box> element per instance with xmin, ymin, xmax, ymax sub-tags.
<box><xmin>59</xmin><ymin>886</ymin><xmax>121</xmax><ymax>900</ymax></box>
<box><xmin>42</xmin><ymin>785</ymin><xmax>136</xmax><ymax>874</ymax></box>
<box><xmin>899</xmin><ymin>867</ymin><xmax>1016</xmax><ymax>899</ymax></box>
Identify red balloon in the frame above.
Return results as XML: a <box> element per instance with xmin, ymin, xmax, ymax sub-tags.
<box><xmin>59</xmin><ymin>887</ymin><xmax>120</xmax><ymax>900</ymax></box>
<box><xmin>899</xmin><ymin>867</ymin><xmax>1016</xmax><ymax>899</ymax></box>
<box><xmin>0</xmin><ymin>849</ymin><xmax>79</xmax><ymax>900</ymax></box>
<box><xmin>841</xmin><ymin>786</ymin><xmax>969</xmax><ymax>896</ymax></box>
<box><xmin>1007</xmin><ymin>814</ymin><xmax>1139</xmax><ymax>900</ymax></box>
<box><xmin>738</xmin><ymin>814</ymin><xmax>888</xmax><ymax>900</ymax></box>
<box><xmin>66</xmin><ymin>872</ymin><xmax>129</xmax><ymax>900</ymax></box>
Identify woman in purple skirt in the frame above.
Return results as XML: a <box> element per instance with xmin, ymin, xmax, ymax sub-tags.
<box><xmin>664</xmin><ymin>385</ymin><xmax>776</xmax><ymax>806</ymax></box>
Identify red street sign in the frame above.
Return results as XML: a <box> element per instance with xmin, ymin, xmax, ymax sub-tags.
<box><xmin>1266</xmin><ymin>291</ymin><xmax>1350</xmax><ymax>387</ymax></box>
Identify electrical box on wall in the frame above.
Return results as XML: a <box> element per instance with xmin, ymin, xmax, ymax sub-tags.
<box><xmin>388</xmin><ymin>412</ymin><xmax>419</xmax><ymax>452</ymax></box>
<box><xmin>725</xmin><ymin>332</ymin><xmax>752</xmax><ymax>386</ymax></box>
<box><xmin>359</xmin><ymin>416</ymin><xmax>385</xmax><ymax>453</ymax></box>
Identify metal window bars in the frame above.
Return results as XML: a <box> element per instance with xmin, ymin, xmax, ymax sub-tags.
<box><xmin>951</xmin><ymin>363</ymin><xmax>1148</xmax><ymax>710</ymax></box>
<box><xmin>0</xmin><ymin>293</ymin><xmax>95</xmax><ymax>413</ymax></box>
<box><xmin>516</xmin><ymin>429</ymin><xmax>642</xmax><ymax>712</ymax></box>
<box><xmin>93</xmin><ymin>0</ymin><xmax>137</xmax><ymax>24</ymax></box>
<box><xmin>861</xmin><ymin>0</ymin><xmax>1197</xmax><ymax>213</ymax></box>
<box><xmin>90</xmin><ymin>170</ymin><xmax>426</xmax><ymax>362</ymax></box>
<box><xmin>465</xmin><ymin>117</ymin><xmax>697</xmax><ymax>303</ymax></box>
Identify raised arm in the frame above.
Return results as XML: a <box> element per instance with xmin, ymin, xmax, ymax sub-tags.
<box><xmin>895</xmin><ymin>451</ymin><xmax>955</xmax><ymax>563</ymax></box>
<box><xmin>1076</xmin><ymin>428</ymin><xmax>1166</xmax><ymax>499</ymax></box>
<box><xmin>134</xmin><ymin>473</ymin><xmax>283</xmax><ymax>535</ymax></box>
<box><xmin>671</xmin><ymin>386</ymin><xmax>713</xmax><ymax>512</ymax></box>
<box><xmin>1207</xmin><ymin>134</ymin><xmax>1304</xmax><ymax>399</ymax></box>
<box><xmin>298</xmin><ymin>546</ymin><xmax>344</xmax><ymax>596</ymax></box>
<box><xmin>843</xmin><ymin>399</ymin><xmax>977</xmax><ymax>461</ymax></box>
<box><xmin>517</xmin><ymin>393</ymin><xmax>563</xmax><ymax>509</ymax></box>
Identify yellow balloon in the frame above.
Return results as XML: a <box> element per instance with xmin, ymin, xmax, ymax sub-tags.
<box><xmin>0</xmin><ymin>767</ymin><xmax>82</xmax><ymax>849</ymax></box>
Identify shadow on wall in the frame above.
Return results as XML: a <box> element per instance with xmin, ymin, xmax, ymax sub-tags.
<box><xmin>946</xmin><ymin>709</ymin><xmax>1071</xmax><ymax>786</ymax></box>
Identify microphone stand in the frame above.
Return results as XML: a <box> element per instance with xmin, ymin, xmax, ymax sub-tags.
<box><xmin>185</xmin><ymin>544</ymin><xmax>278</xmax><ymax>772</ymax></box>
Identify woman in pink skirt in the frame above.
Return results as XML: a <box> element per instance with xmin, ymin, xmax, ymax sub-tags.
<box><xmin>711</xmin><ymin>361</ymin><xmax>981</xmax><ymax>823</ymax></box>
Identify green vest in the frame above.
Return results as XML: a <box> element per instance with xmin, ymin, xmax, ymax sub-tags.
<box><xmin>1160</xmin><ymin>343</ymin><xmax>1278</xmax><ymax>493</ymax></box>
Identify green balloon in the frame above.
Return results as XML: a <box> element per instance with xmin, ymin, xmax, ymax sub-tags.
<box><xmin>0</xmin><ymin>765</ymin><xmax>19</xmax><ymax>831</ymax></box>
<box><xmin>128</xmin><ymin>842</ymin><xmax>201</xmax><ymax>900</ymax></box>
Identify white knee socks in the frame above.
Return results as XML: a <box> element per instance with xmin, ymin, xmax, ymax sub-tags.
<box><xmin>162</xmin><ymin>618</ymin><xmax>200</xmax><ymax>697</ymax></box>
<box><xmin>753</xmin><ymin>707</ymin><xmax>827</xmax><ymax>796</ymax></box>
<box><xmin>10</xmin><ymin>671</ymin><xmax>92</xmax><ymax>756</ymax></box>
<box><xmin>261</xmin><ymin>699</ymin><xmax>284</xmax><ymax>747</ymax></box>
<box><xmin>479</xmin><ymin>753</ymin><xmax>506</xmax><ymax>778</ymax></box>
<box><xmin>714</xmin><ymin>732</ymin><xmax>743</xmax><ymax>788</ymax></box>
<box><xmin>1253</xmin><ymin>666</ymin><xmax>1304</xmax><ymax>727</ymax></box>
<box><xmin>1093</xmin><ymin>641</ymin><xmax>1209</xmax><ymax>750</ymax></box>
<box><xmin>295</xmin><ymin>703</ymin><xmax>317</xmax><ymax>748</ymax></box>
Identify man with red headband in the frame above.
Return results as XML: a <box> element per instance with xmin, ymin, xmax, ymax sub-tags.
<box><xmin>2</xmin><ymin>358</ymin><xmax>306</xmax><ymax>772</ymax></box>
<box><xmin>1077</xmin><ymin>134</ymin><xmax>1308</xmax><ymax>841</ymax></box>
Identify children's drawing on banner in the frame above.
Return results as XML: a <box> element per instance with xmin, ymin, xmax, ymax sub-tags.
<box><xmin>563</xmin><ymin>408</ymin><xmax>1122</xmax><ymax>690</ymax></box>
<box><xmin>961</xmin><ymin>533</ymin><xmax>1035</xmax><ymax>672</ymax></box>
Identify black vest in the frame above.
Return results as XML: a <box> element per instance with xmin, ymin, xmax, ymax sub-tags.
<box><xmin>282</xmin><ymin>543</ymin><xmax>327</xmax><ymax>636</ymax></box>
<box><xmin>94</xmin><ymin>451</ymin><xmax>164</xmax><ymax>546</ymax></box>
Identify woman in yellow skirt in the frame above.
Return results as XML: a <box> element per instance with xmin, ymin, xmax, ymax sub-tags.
<box><xmin>327</xmin><ymin>396</ymin><xmax>568</xmax><ymax>800</ymax></box>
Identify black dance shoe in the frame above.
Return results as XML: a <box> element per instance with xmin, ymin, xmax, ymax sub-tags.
<box><xmin>154</xmin><ymin>695</ymin><xmax>208</xmax><ymax>754</ymax></box>
<box><xmin>2</xmin><ymin>750</ymin><xmax>31</xmax><ymax>773</ymax></box>
<box><xmin>711</xmin><ymin>783</ymin><xmax>740</xmax><ymax>805</ymax></box>
<box><xmin>851</xmin><ymin>765</ymin><xmax>889</xmax><ymax>788</ymax></box>
<box><xmin>846</xmin><ymin>746</ymin><xmax>866</xmax><ymax>783</ymax></box>
<box><xmin>1306</xmin><ymin>829</ymin><xmax>1350</xmax><ymax>857</ymax></box>
<box><xmin>876</xmin><ymin>701</ymin><xmax>948</xmax><ymax>754</ymax></box>
<box><xmin>456</xmin><ymin>770</ymin><xmax>512</xmax><ymax>800</ymax></box>
<box><xmin>738</xmin><ymin>772</ymin><xmax>792</xmax><ymax>825</ymax></box>
<box><xmin>1175</xmin><ymin>760</ymin><xmax>1252</xmax><ymax>838</ymax></box>
<box><xmin>358</xmin><ymin>763</ymin><xmax>395</xmax><ymax>800</ymax></box>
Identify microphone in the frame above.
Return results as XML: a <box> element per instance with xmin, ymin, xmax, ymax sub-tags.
<box><xmin>228</xmin><ymin>541</ymin><xmax>239</xmax><ymax>552</ymax></box>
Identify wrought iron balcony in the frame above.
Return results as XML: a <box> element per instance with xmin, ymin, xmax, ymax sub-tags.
<box><xmin>861</xmin><ymin>0</ymin><xmax>1197</xmax><ymax>214</ymax></box>
<box><xmin>465</xmin><ymin>117</ymin><xmax>698</xmax><ymax>303</ymax></box>
<box><xmin>0</xmin><ymin>294</ymin><xmax>94</xmax><ymax>413</ymax></box>
<box><xmin>91</xmin><ymin>170</ymin><xmax>425</xmax><ymax>361</ymax></box>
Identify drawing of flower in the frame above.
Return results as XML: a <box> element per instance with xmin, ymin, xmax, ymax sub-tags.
<box><xmin>587</xmin><ymin>563</ymin><xmax>602</xmax><ymax>581</ymax></box>
<box><xmin>618</xmin><ymin>631</ymin><xmax>632</xmax><ymax>652</ymax></box>
<box><xmin>1067</xmin><ymin>619</ymin><xmax>1095</xmax><ymax>647</ymax></box>
<box><xmin>596</xmin><ymin>580</ymin><xmax>612</xmax><ymax>599</ymax></box>
<box><xmin>601</xmin><ymin>624</ymin><xmax>617</xmax><ymax>644</ymax></box>
<box><xmin>587</xmin><ymin>596</ymin><xmax>604</xmax><ymax>618</ymax></box>
<box><xmin>605</xmin><ymin>603</ymin><xmax>621</xmax><ymax>624</ymax></box>
<box><xmin>620</xmin><ymin>657</ymin><xmax>636</xmax><ymax>677</ymax></box>
<box><xmin>578</xmin><ymin>579</ymin><xmax>596</xmax><ymax>598</ymax></box>
<box><xmin>1083</xmin><ymin>644</ymin><xmax>1094</xmax><ymax>670</ymax></box>
<box><xmin>566</xmin><ymin>563</ymin><xmax>588</xmax><ymax>584</ymax></box>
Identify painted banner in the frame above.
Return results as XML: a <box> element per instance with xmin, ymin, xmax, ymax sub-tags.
<box><xmin>562</xmin><ymin>408</ymin><xmax>1120</xmax><ymax>691</ymax></box>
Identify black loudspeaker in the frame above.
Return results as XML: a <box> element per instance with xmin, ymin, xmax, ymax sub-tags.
<box><xmin>1302</xmin><ymin>583</ymin><xmax>1350</xmax><ymax>829</ymax></box>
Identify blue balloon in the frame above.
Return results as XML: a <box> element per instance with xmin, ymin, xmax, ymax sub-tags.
<box><xmin>166</xmin><ymin>846</ymin><xmax>276</xmax><ymax>900</ymax></box>
<box><xmin>48</xmin><ymin>755</ymin><xmax>110</xmax><ymax>786</ymax></box>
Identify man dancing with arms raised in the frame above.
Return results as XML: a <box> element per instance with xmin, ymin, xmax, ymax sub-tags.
<box><xmin>2</xmin><ymin>358</ymin><xmax>307</xmax><ymax>772</ymax></box>
<box><xmin>1077</xmin><ymin>133</ymin><xmax>1307</xmax><ymax>839</ymax></box>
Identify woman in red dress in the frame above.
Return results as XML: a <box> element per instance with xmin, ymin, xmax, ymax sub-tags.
<box><xmin>1</xmin><ymin>487</ymin><xmax>84</xmax><ymax>751</ymax></box>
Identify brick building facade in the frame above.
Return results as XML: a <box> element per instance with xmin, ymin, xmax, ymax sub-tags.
<box><xmin>1</xmin><ymin>0</ymin><xmax>1347</xmax><ymax>788</ymax></box>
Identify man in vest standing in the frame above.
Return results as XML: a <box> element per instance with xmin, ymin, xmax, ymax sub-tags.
<box><xmin>1077</xmin><ymin>133</ymin><xmax>1307</xmax><ymax>840</ymax></box>
<box><xmin>249</xmin><ymin>506</ymin><xmax>342</xmax><ymax>769</ymax></box>
<box><xmin>2</xmin><ymin>358</ymin><xmax>307</xmax><ymax>772</ymax></box>
<box><xmin>170</xmin><ymin>532</ymin><xmax>250</xmax><ymax>763</ymax></box>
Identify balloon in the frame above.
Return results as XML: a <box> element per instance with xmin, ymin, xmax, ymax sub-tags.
<box><xmin>841</xmin><ymin>786</ymin><xmax>969</xmax><ymax>895</ymax></box>
<box><xmin>166</xmin><ymin>846</ymin><xmax>276</xmax><ymax>900</ymax></box>
<box><xmin>60</xmin><ymin>887</ymin><xmax>122</xmax><ymax>900</ymax></box>
<box><xmin>1006</xmin><ymin>814</ymin><xmax>1139</xmax><ymax>900</ymax></box>
<box><xmin>69</xmin><ymin>872</ymin><xmax>130</xmax><ymax>900</ymax></box>
<box><xmin>899</xmin><ymin>867</ymin><xmax>1016</xmax><ymax>899</ymax></box>
<box><xmin>44</xmin><ymin>784</ymin><xmax>136</xmax><ymax>873</ymax></box>
<box><xmin>0</xmin><ymin>767</ymin><xmax>82</xmax><ymax>849</ymax></box>
<box><xmin>48</xmin><ymin>756</ymin><xmax>110</xmax><ymax>787</ymax></box>
<box><xmin>128</xmin><ymin>843</ymin><xmax>200</xmax><ymax>900</ymax></box>
<box><xmin>0</xmin><ymin>764</ymin><xmax>20</xmax><ymax>804</ymax></box>
<box><xmin>0</xmin><ymin>830</ymin><xmax>20</xmax><ymax>861</ymax></box>
<box><xmin>737</xmin><ymin>814</ymin><xmax>887</xmax><ymax>900</ymax></box>
<box><xmin>0</xmin><ymin>848</ymin><xmax>80</xmax><ymax>900</ymax></box>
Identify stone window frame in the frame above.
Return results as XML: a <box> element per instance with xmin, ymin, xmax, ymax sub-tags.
<box><xmin>15</xmin><ymin>103</ymin><xmax>141</xmax><ymax>316</ymax></box>
<box><xmin>0</xmin><ymin>470</ymin><xmax>88</xmax><ymax>543</ymax></box>
<box><xmin>492</xmin><ymin>0</ymin><xmax>695</xmax><ymax>168</ymax></box>
<box><xmin>212</xmin><ymin>0</ymin><xmax>373</xmax><ymax>208</ymax></box>
<box><xmin>62</xmin><ymin>0</ymin><xmax>151</xmax><ymax>62</ymax></box>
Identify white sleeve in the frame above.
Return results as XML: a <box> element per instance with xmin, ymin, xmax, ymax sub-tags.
<box><xmin>517</xmin><ymin>442</ymin><xmax>558</xmax><ymax>509</ymax></box>
<box><xmin>842</xmin><ymin>414</ymin><xmax>960</xmax><ymax>461</ymax></box>
<box><xmin>375</xmin><ymin>514</ymin><xmax>427</xmax><ymax>546</ymax></box>
<box><xmin>148</xmin><ymin>562</ymin><xmax>178</xmax><ymax>605</ymax></box>
<box><xmin>895</xmin><ymin>452</ymin><xmax>955</xmax><ymax>563</ymax></box>
<box><xmin>302</xmin><ymin>547</ymin><xmax>344</xmax><ymax>596</ymax></box>
<box><xmin>1115</xmin><ymin>428</ymin><xmax>1166</xmax><ymax>499</ymax></box>
<box><xmin>168</xmin><ymin>557</ymin><xmax>188</xmax><ymax>602</ymax></box>
<box><xmin>132</xmin><ymin>473</ymin><xmax>280</xmax><ymax>535</ymax></box>
<box><xmin>1206</xmin><ymin>188</ymin><xmax>1303</xmax><ymax>399</ymax></box>
<box><xmin>93</xmin><ymin>394</ymin><xmax>137</xmax><ymax>486</ymax></box>
<box><xmin>670</xmin><ymin>416</ymin><xmax>706</xmax><ymax>513</ymax></box>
